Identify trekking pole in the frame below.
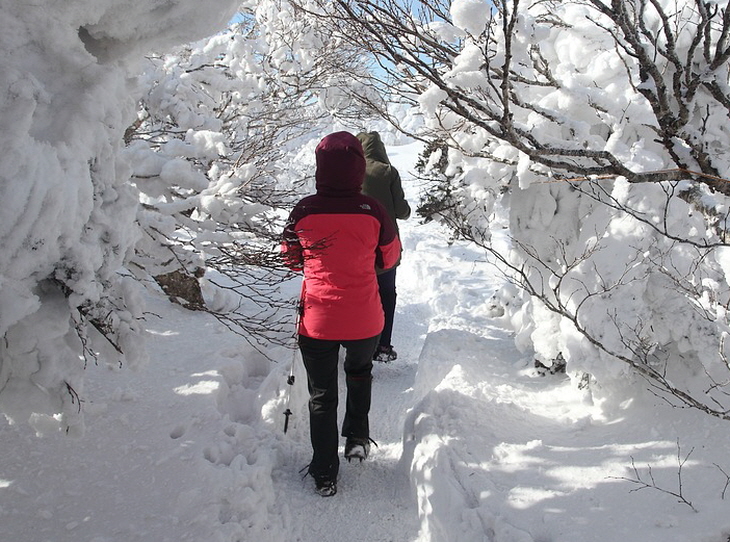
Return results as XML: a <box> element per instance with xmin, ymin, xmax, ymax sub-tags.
<box><xmin>283</xmin><ymin>358</ymin><xmax>295</xmax><ymax>434</ymax></box>
<box><xmin>283</xmin><ymin>296</ymin><xmax>302</xmax><ymax>434</ymax></box>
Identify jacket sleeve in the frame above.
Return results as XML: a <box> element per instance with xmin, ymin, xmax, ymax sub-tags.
<box><xmin>390</xmin><ymin>168</ymin><xmax>411</xmax><ymax>220</ymax></box>
<box><xmin>374</xmin><ymin>202</ymin><xmax>402</xmax><ymax>270</ymax></box>
<box><xmin>281</xmin><ymin>212</ymin><xmax>304</xmax><ymax>272</ymax></box>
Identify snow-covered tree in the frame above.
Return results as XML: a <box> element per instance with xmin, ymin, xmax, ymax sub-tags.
<box><xmin>126</xmin><ymin>0</ymin><xmax>388</xmax><ymax>349</ymax></box>
<box><xmin>0</xmin><ymin>0</ymin><xmax>396</xmax><ymax>432</ymax></box>
<box><xmin>127</xmin><ymin>14</ymin><xmax>314</xmax><ymax>347</ymax></box>
<box><xmin>312</xmin><ymin>0</ymin><xmax>730</xmax><ymax>419</ymax></box>
<box><xmin>0</xmin><ymin>0</ymin><xmax>239</xmax><ymax>434</ymax></box>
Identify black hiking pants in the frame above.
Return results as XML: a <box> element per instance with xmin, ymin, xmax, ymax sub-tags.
<box><xmin>377</xmin><ymin>268</ymin><xmax>397</xmax><ymax>347</ymax></box>
<box><xmin>298</xmin><ymin>334</ymin><xmax>379</xmax><ymax>480</ymax></box>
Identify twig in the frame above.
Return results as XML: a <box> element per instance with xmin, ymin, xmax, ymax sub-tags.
<box><xmin>714</xmin><ymin>463</ymin><xmax>730</xmax><ymax>500</ymax></box>
<box><xmin>65</xmin><ymin>381</ymin><xmax>85</xmax><ymax>414</ymax></box>
<box><xmin>609</xmin><ymin>439</ymin><xmax>698</xmax><ymax>512</ymax></box>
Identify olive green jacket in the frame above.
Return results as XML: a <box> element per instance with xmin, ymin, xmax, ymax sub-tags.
<box><xmin>356</xmin><ymin>131</ymin><xmax>411</xmax><ymax>269</ymax></box>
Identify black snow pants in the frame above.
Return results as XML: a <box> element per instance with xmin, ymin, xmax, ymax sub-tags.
<box><xmin>377</xmin><ymin>268</ymin><xmax>397</xmax><ymax>347</ymax></box>
<box><xmin>298</xmin><ymin>334</ymin><xmax>380</xmax><ymax>480</ymax></box>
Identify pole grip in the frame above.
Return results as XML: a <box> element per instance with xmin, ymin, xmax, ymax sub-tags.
<box><xmin>283</xmin><ymin>408</ymin><xmax>292</xmax><ymax>433</ymax></box>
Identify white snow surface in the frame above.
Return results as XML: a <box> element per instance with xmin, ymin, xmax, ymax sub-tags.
<box><xmin>4</xmin><ymin>144</ymin><xmax>730</xmax><ymax>542</ymax></box>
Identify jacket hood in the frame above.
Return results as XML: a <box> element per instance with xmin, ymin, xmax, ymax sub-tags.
<box><xmin>315</xmin><ymin>132</ymin><xmax>366</xmax><ymax>197</ymax></box>
<box><xmin>356</xmin><ymin>131</ymin><xmax>390</xmax><ymax>164</ymax></box>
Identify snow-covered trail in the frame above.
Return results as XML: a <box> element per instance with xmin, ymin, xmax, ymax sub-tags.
<box><xmin>264</xmin><ymin>141</ymin><xmax>512</xmax><ymax>541</ymax></box>
<box><xmin>0</xmin><ymin>141</ymin><xmax>433</xmax><ymax>542</ymax></box>
<box><xmin>269</xmin><ymin>141</ymin><xmax>730</xmax><ymax>542</ymax></box>
<box><xmin>268</xmin><ymin>344</ymin><xmax>422</xmax><ymax>542</ymax></box>
<box><xmin>264</xmin><ymin>143</ymin><xmax>430</xmax><ymax>541</ymax></box>
<box><xmin>8</xmin><ymin>140</ymin><xmax>730</xmax><ymax>542</ymax></box>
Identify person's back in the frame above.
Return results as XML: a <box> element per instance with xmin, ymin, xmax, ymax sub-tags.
<box><xmin>357</xmin><ymin>131</ymin><xmax>411</xmax><ymax>229</ymax></box>
<box><xmin>282</xmin><ymin>131</ymin><xmax>400</xmax><ymax>340</ymax></box>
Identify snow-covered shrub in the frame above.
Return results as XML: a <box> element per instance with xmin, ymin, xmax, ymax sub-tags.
<box><xmin>0</xmin><ymin>0</ymin><xmax>239</xmax><ymax>433</ymax></box>
<box><xmin>506</xmin><ymin>178</ymin><xmax>730</xmax><ymax>412</ymax></box>
<box><xmin>437</xmin><ymin>1</ymin><xmax>730</xmax><ymax>417</ymax></box>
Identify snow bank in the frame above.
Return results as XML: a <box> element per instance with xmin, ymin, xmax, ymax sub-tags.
<box><xmin>405</xmin><ymin>297</ymin><xmax>730</xmax><ymax>542</ymax></box>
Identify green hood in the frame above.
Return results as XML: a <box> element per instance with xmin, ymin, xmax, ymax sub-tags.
<box><xmin>356</xmin><ymin>131</ymin><xmax>390</xmax><ymax>164</ymax></box>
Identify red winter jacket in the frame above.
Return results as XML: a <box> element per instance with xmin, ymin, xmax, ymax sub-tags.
<box><xmin>281</xmin><ymin>132</ymin><xmax>402</xmax><ymax>341</ymax></box>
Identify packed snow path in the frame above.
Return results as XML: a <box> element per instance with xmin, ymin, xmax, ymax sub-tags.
<box><xmin>264</xmin><ymin>143</ymin><xmax>440</xmax><ymax>541</ymax></box>
<box><xmin>270</xmin><ymin>331</ymin><xmax>423</xmax><ymax>542</ymax></box>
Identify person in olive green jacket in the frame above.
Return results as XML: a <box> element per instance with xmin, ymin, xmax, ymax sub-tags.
<box><xmin>356</xmin><ymin>131</ymin><xmax>411</xmax><ymax>362</ymax></box>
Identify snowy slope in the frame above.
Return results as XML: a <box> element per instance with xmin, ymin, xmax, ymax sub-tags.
<box><xmin>3</xmin><ymin>142</ymin><xmax>730</xmax><ymax>542</ymax></box>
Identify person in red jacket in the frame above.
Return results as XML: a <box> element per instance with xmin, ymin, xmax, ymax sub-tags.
<box><xmin>281</xmin><ymin>131</ymin><xmax>401</xmax><ymax>497</ymax></box>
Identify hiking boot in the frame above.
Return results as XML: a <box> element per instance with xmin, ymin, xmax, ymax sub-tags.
<box><xmin>373</xmin><ymin>345</ymin><xmax>398</xmax><ymax>362</ymax></box>
<box><xmin>300</xmin><ymin>464</ymin><xmax>338</xmax><ymax>497</ymax></box>
<box><xmin>344</xmin><ymin>437</ymin><xmax>372</xmax><ymax>462</ymax></box>
<box><xmin>313</xmin><ymin>476</ymin><xmax>337</xmax><ymax>497</ymax></box>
